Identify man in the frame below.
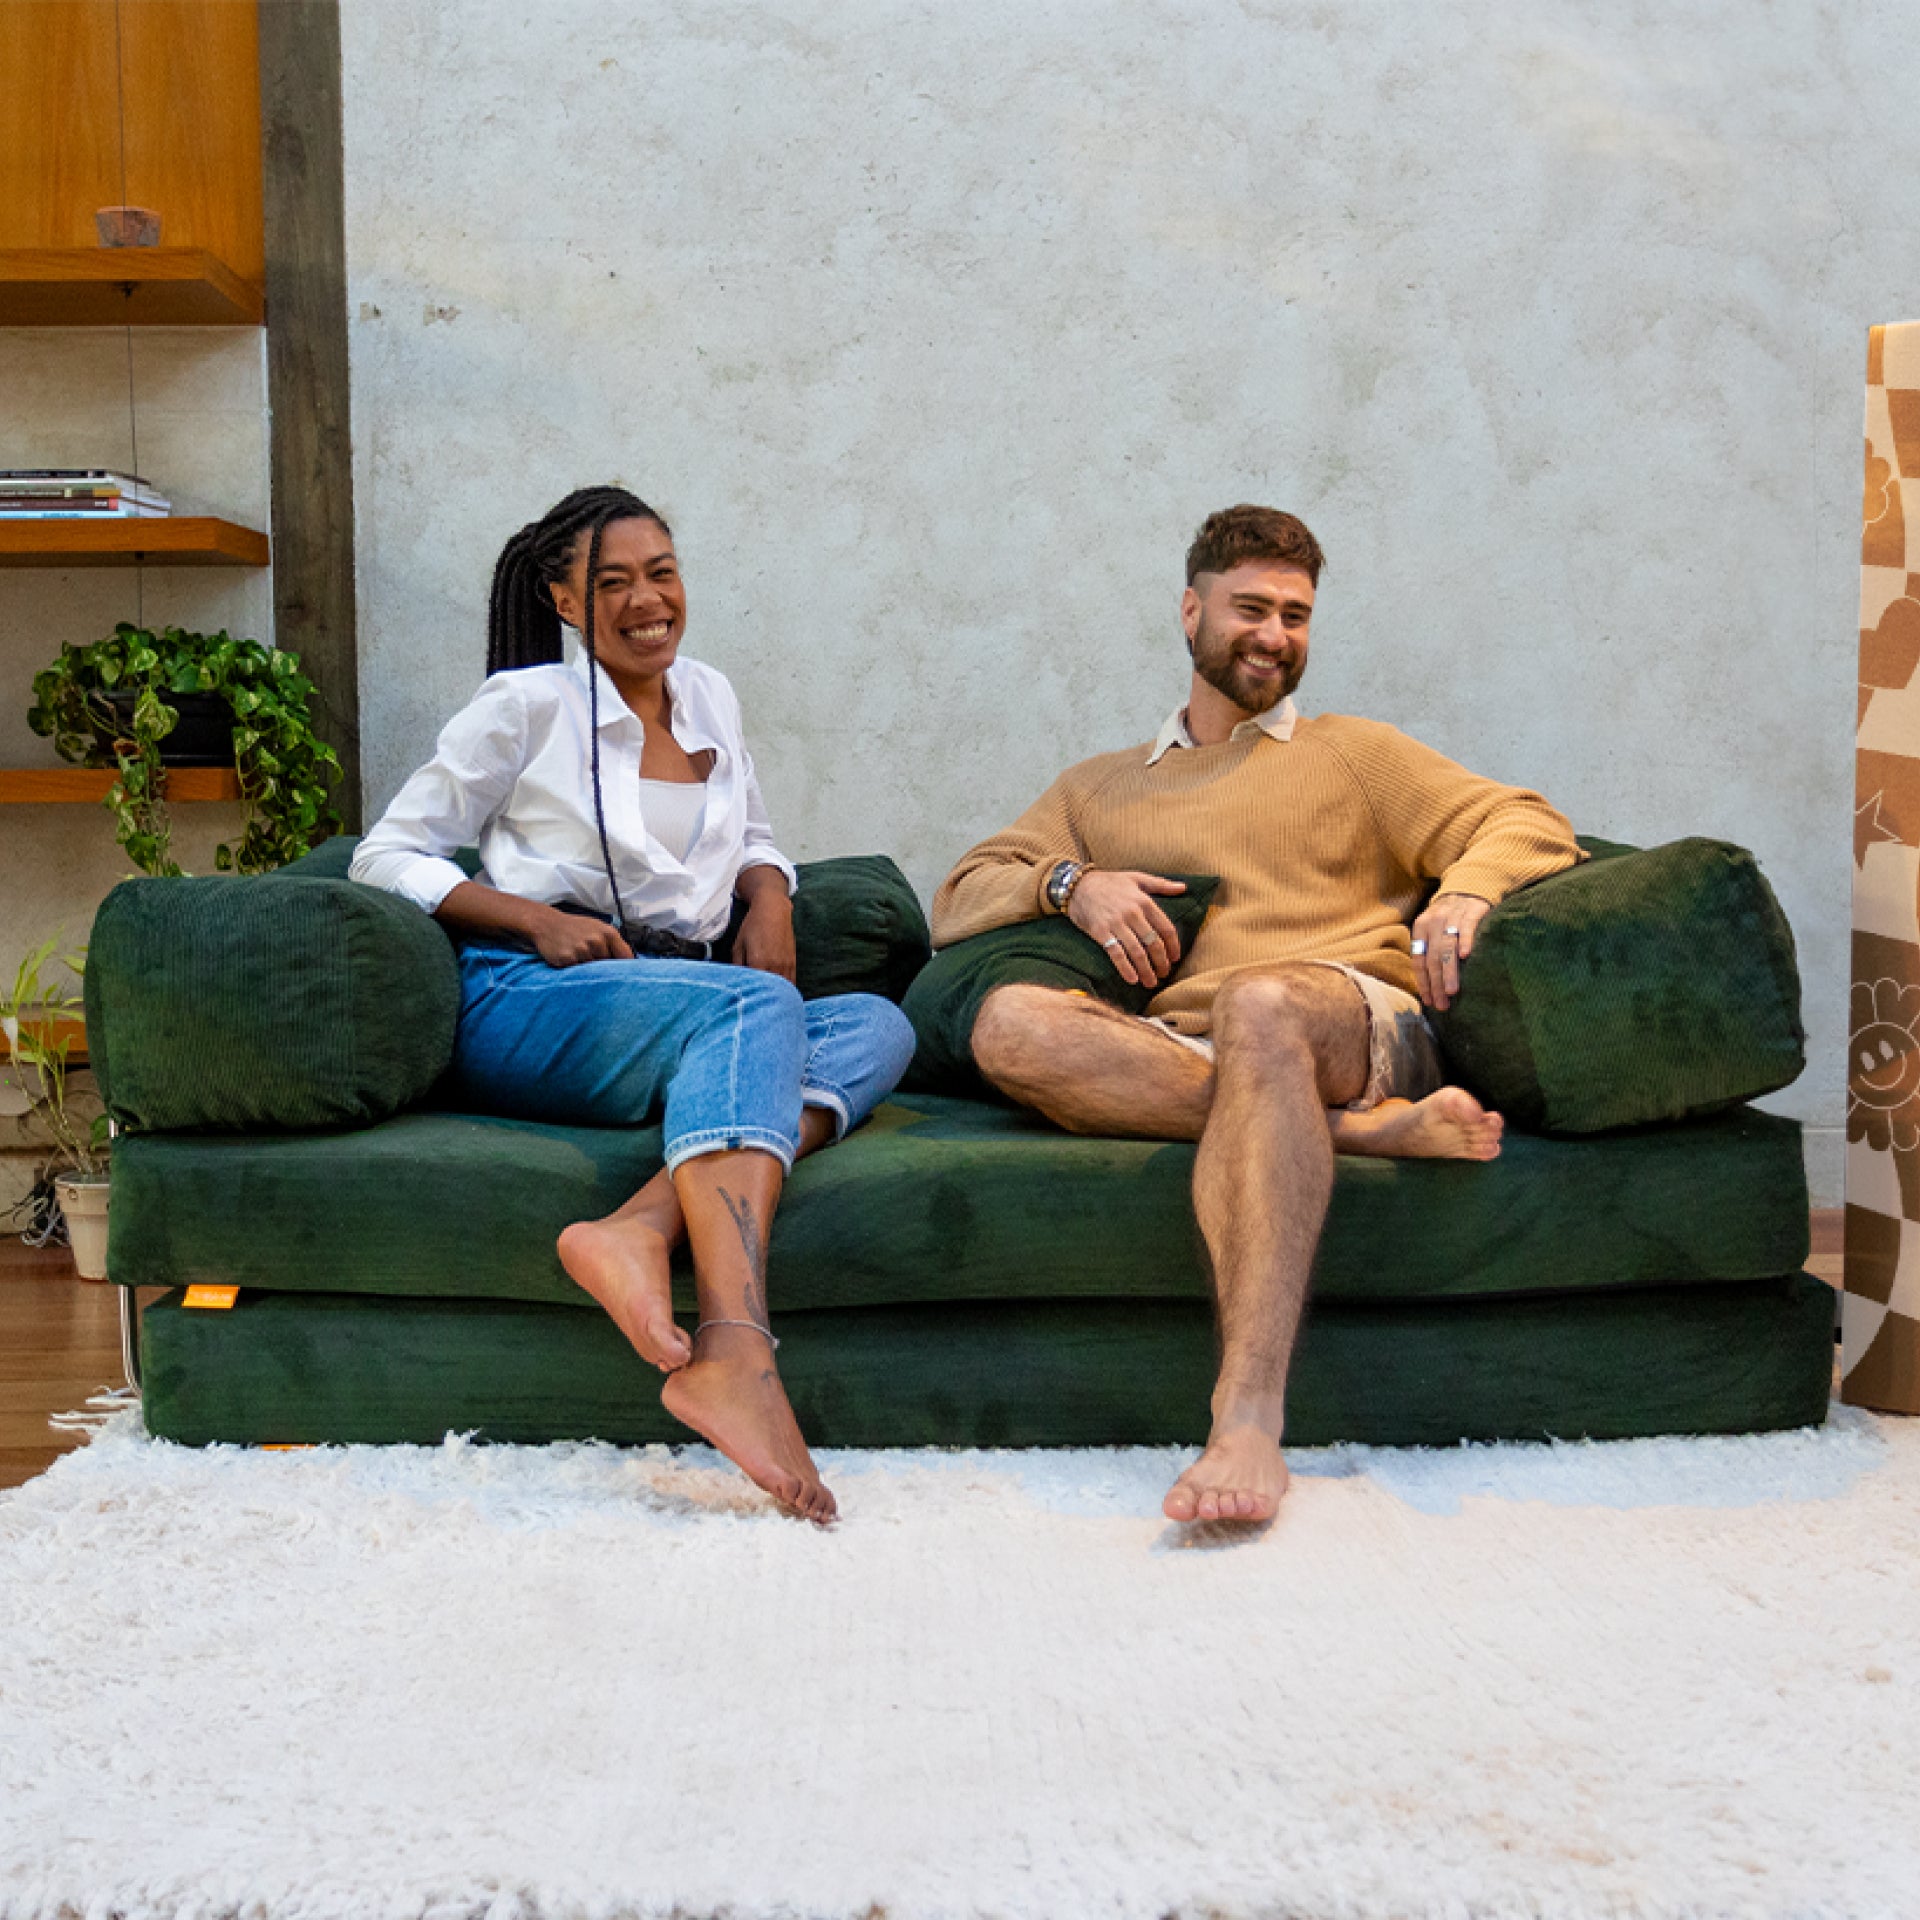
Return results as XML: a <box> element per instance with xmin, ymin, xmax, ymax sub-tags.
<box><xmin>932</xmin><ymin>505</ymin><xmax>1584</xmax><ymax>1526</ymax></box>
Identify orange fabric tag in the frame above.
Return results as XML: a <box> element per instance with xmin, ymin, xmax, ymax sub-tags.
<box><xmin>259</xmin><ymin>1444</ymin><xmax>314</xmax><ymax>1452</ymax></box>
<box><xmin>182</xmin><ymin>1285</ymin><xmax>239</xmax><ymax>1310</ymax></box>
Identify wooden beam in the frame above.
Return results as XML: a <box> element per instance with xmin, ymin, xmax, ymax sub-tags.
<box><xmin>259</xmin><ymin>0</ymin><xmax>361</xmax><ymax>831</ymax></box>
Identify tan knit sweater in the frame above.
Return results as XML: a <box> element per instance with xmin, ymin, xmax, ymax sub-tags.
<box><xmin>932</xmin><ymin>714</ymin><xmax>1585</xmax><ymax>1033</ymax></box>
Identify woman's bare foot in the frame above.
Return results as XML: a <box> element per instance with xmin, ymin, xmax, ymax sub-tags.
<box><xmin>661</xmin><ymin>1323</ymin><xmax>836</xmax><ymax>1523</ymax></box>
<box><xmin>557</xmin><ymin>1217</ymin><xmax>692</xmax><ymax>1372</ymax></box>
<box><xmin>1163</xmin><ymin>1422</ymin><xmax>1291</xmax><ymax>1525</ymax></box>
<box><xmin>1334</xmin><ymin>1088</ymin><xmax>1504</xmax><ymax>1162</ymax></box>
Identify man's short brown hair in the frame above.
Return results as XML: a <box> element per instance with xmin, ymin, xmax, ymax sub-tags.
<box><xmin>1185</xmin><ymin>505</ymin><xmax>1325</xmax><ymax>586</ymax></box>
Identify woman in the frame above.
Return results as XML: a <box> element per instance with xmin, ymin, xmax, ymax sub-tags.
<box><xmin>352</xmin><ymin>486</ymin><xmax>915</xmax><ymax>1522</ymax></box>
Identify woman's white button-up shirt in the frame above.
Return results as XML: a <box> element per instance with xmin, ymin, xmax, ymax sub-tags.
<box><xmin>350</xmin><ymin>650</ymin><xmax>796</xmax><ymax>943</ymax></box>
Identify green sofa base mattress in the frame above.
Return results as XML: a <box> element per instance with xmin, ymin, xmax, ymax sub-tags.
<box><xmin>109</xmin><ymin>1094</ymin><xmax>1809</xmax><ymax>1312</ymax></box>
<box><xmin>135</xmin><ymin>1272</ymin><xmax>1835</xmax><ymax>1451</ymax></box>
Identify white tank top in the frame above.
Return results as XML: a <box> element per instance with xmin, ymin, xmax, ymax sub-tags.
<box><xmin>638</xmin><ymin>777</ymin><xmax>707</xmax><ymax>863</ymax></box>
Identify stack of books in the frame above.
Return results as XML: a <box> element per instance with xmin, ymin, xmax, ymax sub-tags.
<box><xmin>0</xmin><ymin>470</ymin><xmax>171</xmax><ymax>518</ymax></box>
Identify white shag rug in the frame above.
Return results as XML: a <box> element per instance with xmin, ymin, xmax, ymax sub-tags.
<box><xmin>2</xmin><ymin>1405</ymin><xmax>1918</xmax><ymax>1920</ymax></box>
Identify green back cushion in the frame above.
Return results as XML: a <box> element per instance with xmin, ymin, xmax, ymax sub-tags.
<box><xmin>85</xmin><ymin>873</ymin><xmax>461</xmax><ymax>1132</ymax></box>
<box><xmin>789</xmin><ymin>853</ymin><xmax>930</xmax><ymax>1004</ymax></box>
<box><xmin>902</xmin><ymin>875</ymin><xmax>1220</xmax><ymax>1096</ymax></box>
<box><xmin>1432</xmin><ymin>836</ymin><xmax>1805</xmax><ymax>1133</ymax></box>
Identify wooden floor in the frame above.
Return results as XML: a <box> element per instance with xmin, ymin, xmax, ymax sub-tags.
<box><xmin>0</xmin><ymin>1239</ymin><xmax>133</xmax><ymax>1488</ymax></box>
<box><xmin>0</xmin><ymin>1213</ymin><xmax>1849</xmax><ymax>1493</ymax></box>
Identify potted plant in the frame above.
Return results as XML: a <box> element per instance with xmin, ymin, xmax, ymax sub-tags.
<box><xmin>1</xmin><ymin>937</ymin><xmax>111</xmax><ymax>1279</ymax></box>
<box><xmin>27</xmin><ymin>622</ymin><xmax>345</xmax><ymax>876</ymax></box>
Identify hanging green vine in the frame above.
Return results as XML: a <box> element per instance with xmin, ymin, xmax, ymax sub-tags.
<box><xmin>27</xmin><ymin>623</ymin><xmax>344</xmax><ymax>876</ymax></box>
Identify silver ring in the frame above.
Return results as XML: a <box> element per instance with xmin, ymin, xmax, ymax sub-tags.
<box><xmin>1444</xmin><ymin>925</ymin><xmax>1461</xmax><ymax>937</ymax></box>
<box><xmin>1102</xmin><ymin>937</ymin><xmax>1123</xmax><ymax>950</ymax></box>
<box><xmin>1409</xmin><ymin>938</ymin><xmax>1428</xmax><ymax>956</ymax></box>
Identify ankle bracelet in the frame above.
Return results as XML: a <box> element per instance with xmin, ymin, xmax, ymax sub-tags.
<box><xmin>693</xmin><ymin>1317</ymin><xmax>780</xmax><ymax>1351</ymax></box>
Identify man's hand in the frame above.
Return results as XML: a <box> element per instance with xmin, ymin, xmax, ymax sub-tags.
<box><xmin>531</xmin><ymin>908</ymin><xmax>634</xmax><ymax>968</ymax></box>
<box><xmin>1067</xmin><ymin>871</ymin><xmax>1188</xmax><ymax>989</ymax></box>
<box><xmin>1410</xmin><ymin>892</ymin><xmax>1492</xmax><ymax>1011</ymax></box>
<box><xmin>732</xmin><ymin>890</ymin><xmax>798</xmax><ymax>982</ymax></box>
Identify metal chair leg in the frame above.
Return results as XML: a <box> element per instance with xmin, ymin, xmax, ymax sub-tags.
<box><xmin>118</xmin><ymin>1285</ymin><xmax>142</xmax><ymax>1393</ymax></box>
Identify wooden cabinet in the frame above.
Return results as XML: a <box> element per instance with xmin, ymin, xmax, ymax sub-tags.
<box><xmin>0</xmin><ymin>0</ymin><xmax>269</xmax><ymax>808</ymax></box>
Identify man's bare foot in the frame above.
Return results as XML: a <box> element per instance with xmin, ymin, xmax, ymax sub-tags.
<box><xmin>1336</xmin><ymin>1088</ymin><xmax>1504</xmax><ymax>1162</ymax></box>
<box><xmin>661</xmin><ymin>1324</ymin><xmax>836</xmax><ymax>1523</ymax></box>
<box><xmin>1163</xmin><ymin>1424</ymin><xmax>1291</xmax><ymax>1524</ymax></box>
<box><xmin>557</xmin><ymin>1217</ymin><xmax>691</xmax><ymax>1372</ymax></box>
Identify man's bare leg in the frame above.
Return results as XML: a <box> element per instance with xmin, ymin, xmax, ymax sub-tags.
<box><xmin>970</xmin><ymin>984</ymin><xmax>1501</xmax><ymax>1159</ymax></box>
<box><xmin>658</xmin><ymin>1144</ymin><xmax>836</xmax><ymax>1522</ymax></box>
<box><xmin>1169</xmin><ymin>968</ymin><xmax>1369</xmax><ymax>1523</ymax></box>
<box><xmin>971</xmin><ymin>985</ymin><xmax>1214</xmax><ymax>1138</ymax></box>
<box><xmin>975</xmin><ymin>974</ymin><xmax>1373</xmax><ymax>1524</ymax></box>
<box><xmin>559</xmin><ymin>1106</ymin><xmax>838</xmax><ymax>1372</ymax></box>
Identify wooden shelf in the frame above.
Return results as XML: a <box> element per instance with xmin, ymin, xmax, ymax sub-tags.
<box><xmin>0</xmin><ymin>517</ymin><xmax>268</xmax><ymax>569</ymax></box>
<box><xmin>0</xmin><ymin>248</ymin><xmax>264</xmax><ymax>326</ymax></box>
<box><xmin>14</xmin><ymin>1016</ymin><xmax>88</xmax><ymax>1066</ymax></box>
<box><xmin>0</xmin><ymin>767</ymin><xmax>241</xmax><ymax>803</ymax></box>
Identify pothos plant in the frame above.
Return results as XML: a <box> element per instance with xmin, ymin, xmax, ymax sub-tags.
<box><xmin>28</xmin><ymin>623</ymin><xmax>344</xmax><ymax>876</ymax></box>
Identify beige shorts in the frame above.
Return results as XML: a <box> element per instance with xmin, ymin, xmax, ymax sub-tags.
<box><xmin>1148</xmin><ymin>962</ymin><xmax>1444</xmax><ymax>1113</ymax></box>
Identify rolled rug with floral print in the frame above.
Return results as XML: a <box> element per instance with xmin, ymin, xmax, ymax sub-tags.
<box><xmin>1848</xmin><ymin>320</ymin><xmax>1920</xmax><ymax>1414</ymax></box>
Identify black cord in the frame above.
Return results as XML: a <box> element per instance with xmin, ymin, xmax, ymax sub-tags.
<box><xmin>579</xmin><ymin>515</ymin><xmax>631</xmax><ymax>938</ymax></box>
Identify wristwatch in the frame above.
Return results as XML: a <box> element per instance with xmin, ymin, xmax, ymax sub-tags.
<box><xmin>1044</xmin><ymin>859</ymin><xmax>1088</xmax><ymax>914</ymax></box>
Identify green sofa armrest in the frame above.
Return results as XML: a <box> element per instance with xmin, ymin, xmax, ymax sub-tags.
<box><xmin>85</xmin><ymin>872</ymin><xmax>461</xmax><ymax>1133</ymax></box>
<box><xmin>1432</xmin><ymin>836</ymin><xmax>1805</xmax><ymax>1133</ymax></box>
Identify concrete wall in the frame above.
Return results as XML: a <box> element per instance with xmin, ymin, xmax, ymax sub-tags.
<box><xmin>338</xmin><ymin>0</ymin><xmax>1920</xmax><ymax>1206</ymax></box>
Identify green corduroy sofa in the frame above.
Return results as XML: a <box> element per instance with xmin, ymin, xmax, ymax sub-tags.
<box><xmin>85</xmin><ymin>834</ymin><xmax>1833</xmax><ymax>1451</ymax></box>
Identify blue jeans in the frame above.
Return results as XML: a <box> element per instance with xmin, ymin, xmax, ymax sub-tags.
<box><xmin>450</xmin><ymin>945</ymin><xmax>916</xmax><ymax>1172</ymax></box>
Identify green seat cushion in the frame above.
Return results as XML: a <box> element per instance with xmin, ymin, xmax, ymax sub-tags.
<box><xmin>85</xmin><ymin>873</ymin><xmax>461</xmax><ymax>1133</ymax></box>
<box><xmin>108</xmin><ymin>1092</ymin><xmax>1808</xmax><ymax>1310</ymax></box>
<box><xmin>279</xmin><ymin>837</ymin><xmax>930</xmax><ymax>1005</ymax></box>
<box><xmin>135</xmin><ymin>1271</ymin><xmax>1835</xmax><ymax>1450</ymax></box>
<box><xmin>1432</xmin><ymin>836</ymin><xmax>1806</xmax><ymax>1133</ymax></box>
<box><xmin>903</xmin><ymin>875</ymin><xmax>1220</xmax><ymax>1095</ymax></box>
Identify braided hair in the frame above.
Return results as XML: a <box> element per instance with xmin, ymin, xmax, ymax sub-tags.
<box><xmin>485</xmin><ymin>485</ymin><xmax>674</xmax><ymax>938</ymax></box>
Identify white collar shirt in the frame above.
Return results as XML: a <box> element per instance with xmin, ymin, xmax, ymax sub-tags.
<box><xmin>350</xmin><ymin>649</ymin><xmax>795</xmax><ymax>943</ymax></box>
<box><xmin>1145</xmin><ymin>694</ymin><xmax>1299</xmax><ymax>765</ymax></box>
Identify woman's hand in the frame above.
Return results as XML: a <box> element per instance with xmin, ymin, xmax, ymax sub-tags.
<box><xmin>530</xmin><ymin>908</ymin><xmax>634</xmax><ymax>969</ymax></box>
<box><xmin>732</xmin><ymin>873</ymin><xmax>797</xmax><ymax>981</ymax></box>
<box><xmin>434</xmin><ymin>881</ymin><xmax>633</xmax><ymax>967</ymax></box>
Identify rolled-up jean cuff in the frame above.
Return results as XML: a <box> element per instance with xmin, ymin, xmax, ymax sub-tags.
<box><xmin>800</xmin><ymin>1083</ymin><xmax>853</xmax><ymax>1140</ymax></box>
<box><xmin>663</xmin><ymin>1125</ymin><xmax>796</xmax><ymax>1175</ymax></box>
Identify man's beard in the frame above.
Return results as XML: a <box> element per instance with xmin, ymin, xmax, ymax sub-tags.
<box><xmin>1188</xmin><ymin>613</ymin><xmax>1303</xmax><ymax>714</ymax></box>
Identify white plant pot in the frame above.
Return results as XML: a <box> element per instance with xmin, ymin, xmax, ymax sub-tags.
<box><xmin>54</xmin><ymin>1173</ymin><xmax>111</xmax><ymax>1281</ymax></box>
